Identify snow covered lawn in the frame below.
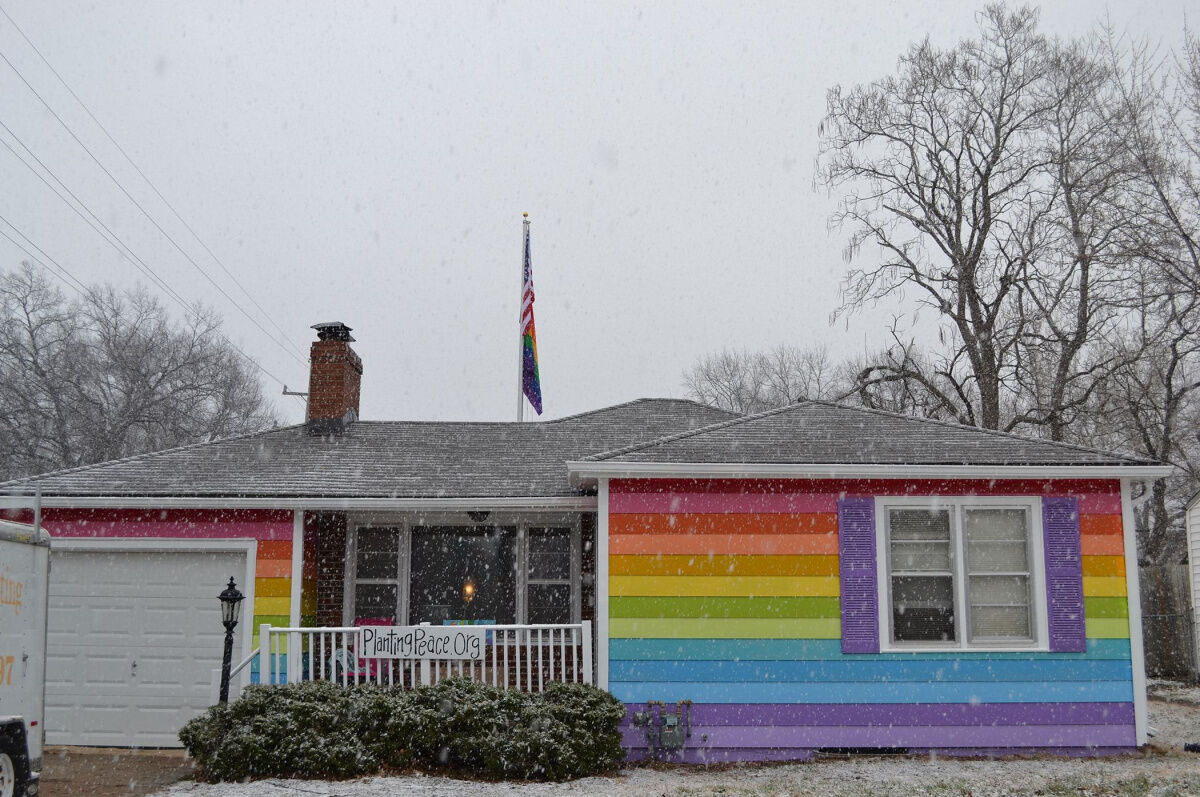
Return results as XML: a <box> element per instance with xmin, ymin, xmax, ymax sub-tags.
<box><xmin>157</xmin><ymin>701</ymin><xmax>1200</xmax><ymax>797</ymax></box>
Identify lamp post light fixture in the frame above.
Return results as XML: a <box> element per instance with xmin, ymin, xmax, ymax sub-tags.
<box><xmin>217</xmin><ymin>577</ymin><xmax>244</xmax><ymax>704</ymax></box>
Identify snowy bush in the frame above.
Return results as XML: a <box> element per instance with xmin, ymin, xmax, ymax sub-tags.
<box><xmin>179</xmin><ymin>681</ymin><xmax>376</xmax><ymax>781</ymax></box>
<box><xmin>179</xmin><ymin>677</ymin><xmax>626</xmax><ymax>782</ymax></box>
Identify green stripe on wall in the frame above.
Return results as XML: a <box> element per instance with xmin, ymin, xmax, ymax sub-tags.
<box><xmin>1085</xmin><ymin>617</ymin><xmax>1130</xmax><ymax>639</ymax></box>
<box><xmin>611</xmin><ymin>596</ymin><xmax>841</xmax><ymax>619</ymax></box>
<box><xmin>251</xmin><ymin>614</ymin><xmax>291</xmax><ymax>645</ymax></box>
<box><xmin>1085</xmin><ymin>596</ymin><xmax>1128</xmax><ymax>619</ymax></box>
<box><xmin>610</xmin><ymin>617</ymin><xmax>842</xmax><ymax>639</ymax></box>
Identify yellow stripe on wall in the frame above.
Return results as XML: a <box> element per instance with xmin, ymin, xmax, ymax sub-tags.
<box><xmin>1085</xmin><ymin>617</ymin><xmax>1130</xmax><ymax>639</ymax></box>
<box><xmin>255</xmin><ymin>577</ymin><xmax>290</xmax><ymax>597</ymax></box>
<box><xmin>610</xmin><ymin>575</ymin><xmax>840</xmax><ymax>597</ymax></box>
<box><xmin>1082</xmin><ymin>576</ymin><xmax>1127</xmax><ymax>597</ymax></box>
<box><xmin>611</xmin><ymin>617</ymin><xmax>841</xmax><ymax>639</ymax></box>
<box><xmin>254</xmin><ymin>595</ymin><xmax>291</xmax><ymax>616</ymax></box>
<box><xmin>610</xmin><ymin>554</ymin><xmax>838</xmax><ymax>577</ymax></box>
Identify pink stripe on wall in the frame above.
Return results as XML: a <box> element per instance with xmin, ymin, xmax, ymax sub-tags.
<box><xmin>40</xmin><ymin>508</ymin><xmax>293</xmax><ymax>540</ymax></box>
<box><xmin>609</xmin><ymin>492</ymin><xmax>838</xmax><ymax>515</ymax></box>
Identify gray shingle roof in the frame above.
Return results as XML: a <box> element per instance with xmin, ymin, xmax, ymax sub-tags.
<box><xmin>586</xmin><ymin>400</ymin><xmax>1157</xmax><ymax>467</ymax></box>
<box><xmin>1</xmin><ymin>399</ymin><xmax>735</xmax><ymax>498</ymax></box>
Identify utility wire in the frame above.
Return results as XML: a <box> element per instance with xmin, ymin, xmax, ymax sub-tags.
<box><xmin>0</xmin><ymin>214</ymin><xmax>299</xmax><ymax>394</ymax></box>
<box><xmin>0</xmin><ymin>132</ymin><xmax>305</xmax><ymax>402</ymax></box>
<box><xmin>0</xmin><ymin>44</ymin><xmax>308</xmax><ymax>367</ymax></box>
<box><xmin>0</xmin><ymin>2</ymin><xmax>304</xmax><ymax>360</ymax></box>
<box><xmin>0</xmin><ymin>123</ymin><xmax>200</xmax><ymax>313</ymax></box>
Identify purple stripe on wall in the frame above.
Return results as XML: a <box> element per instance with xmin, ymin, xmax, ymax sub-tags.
<box><xmin>620</xmin><ymin>702</ymin><xmax>1136</xmax><ymax>728</ymax></box>
<box><xmin>1044</xmin><ymin>497</ymin><xmax>1087</xmax><ymax>653</ymax></box>
<box><xmin>625</xmin><ymin>747</ymin><xmax>815</xmax><ymax>764</ymax></box>
<box><xmin>620</xmin><ymin>724</ymin><xmax>1136</xmax><ymax>749</ymax></box>
<box><xmin>838</xmin><ymin>497</ymin><xmax>878</xmax><ymax>654</ymax></box>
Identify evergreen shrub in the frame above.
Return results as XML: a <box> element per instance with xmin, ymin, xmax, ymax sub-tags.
<box><xmin>179</xmin><ymin>677</ymin><xmax>626</xmax><ymax>782</ymax></box>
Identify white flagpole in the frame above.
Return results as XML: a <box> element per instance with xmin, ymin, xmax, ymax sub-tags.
<box><xmin>517</xmin><ymin>213</ymin><xmax>529</xmax><ymax>422</ymax></box>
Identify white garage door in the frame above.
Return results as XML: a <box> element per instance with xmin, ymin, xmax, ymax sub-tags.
<box><xmin>46</xmin><ymin>548</ymin><xmax>248</xmax><ymax>747</ymax></box>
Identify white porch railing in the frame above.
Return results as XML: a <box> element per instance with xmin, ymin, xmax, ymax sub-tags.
<box><xmin>257</xmin><ymin>622</ymin><xmax>593</xmax><ymax>691</ymax></box>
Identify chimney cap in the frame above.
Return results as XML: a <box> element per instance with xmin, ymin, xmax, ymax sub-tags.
<box><xmin>311</xmin><ymin>322</ymin><xmax>355</xmax><ymax>342</ymax></box>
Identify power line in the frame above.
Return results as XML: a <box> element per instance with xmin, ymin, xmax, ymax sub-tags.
<box><xmin>0</xmin><ymin>132</ymin><xmax>305</xmax><ymax>403</ymax></box>
<box><xmin>0</xmin><ymin>214</ymin><xmax>300</xmax><ymax>395</ymax></box>
<box><xmin>0</xmin><ymin>2</ymin><xmax>304</xmax><ymax>360</ymax></box>
<box><xmin>0</xmin><ymin>124</ymin><xmax>195</xmax><ymax>310</ymax></box>
<box><xmin>0</xmin><ymin>41</ymin><xmax>308</xmax><ymax>366</ymax></box>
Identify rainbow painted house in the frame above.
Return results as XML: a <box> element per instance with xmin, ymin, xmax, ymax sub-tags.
<box><xmin>2</xmin><ymin>322</ymin><xmax>1170</xmax><ymax>758</ymax></box>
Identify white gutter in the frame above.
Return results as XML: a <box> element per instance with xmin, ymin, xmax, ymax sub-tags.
<box><xmin>566</xmin><ymin>460</ymin><xmax>1174</xmax><ymax>485</ymax></box>
<box><xmin>0</xmin><ymin>495</ymin><xmax>598</xmax><ymax>511</ymax></box>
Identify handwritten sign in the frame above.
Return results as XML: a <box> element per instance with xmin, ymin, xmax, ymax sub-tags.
<box><xmin>360</xmin><ymin>625</ymin><xmax>486</xmax><ymax>660</ymax></box>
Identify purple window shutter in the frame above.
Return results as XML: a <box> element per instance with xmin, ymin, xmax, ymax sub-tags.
<box><xmin>1043</xmin><ymin>497</ymin><xmax>1087</xmax><ymax>652</ymax></box>
<box><xmin>838</xmin><ymin>497</ymin><xmax>879</xmax><ymax>654</ymax></box>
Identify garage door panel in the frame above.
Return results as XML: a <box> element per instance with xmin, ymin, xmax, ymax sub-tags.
<box><xmin>47</xmin><ymin>548</ymin><xmax>250</xmax><ymax>747</ymax></box>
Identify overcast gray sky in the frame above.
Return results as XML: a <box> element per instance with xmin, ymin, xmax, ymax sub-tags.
<box><xmin>0</xmin><ymin>1</ymin><xmax>1192</xmax><ymax>424</ymax></box>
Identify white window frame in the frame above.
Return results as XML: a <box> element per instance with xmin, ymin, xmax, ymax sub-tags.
<box><xmin>343</xmin><ymin>512</ymin><xmax>582</xmax><ymax>626</ymax></box>
<box><xmin>874</xmin><ymin>496</ymin><xmax>1050</xmax><ymax>653</ymax></box>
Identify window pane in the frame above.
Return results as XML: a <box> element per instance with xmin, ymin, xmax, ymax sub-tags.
<box><xmin>890</xmin><ymin>509</ymin><xmax>952</xmax><ymax>573</ymax></box>
<box><xmin>890</xmin><ymin>509</ymin><xmax>952</xmax><ymax>541</ymax></box>
<box><xmin>965</xmin><ymin>509</ymin><xmax>1029</xmax><ymax>573</ymax></box>
<box><xmin>890</xmin><ymin>540</ymin><xmax>951</xmax><ymax>572</ymax></box>
<box><xmin>891</xmin><ymin>575</ymin><xmax>955</xmax><ymax>642</ymax></box>
<box><xmin>971</xmin><ymin>605</ymin><xmax>1031</xmax><ymax>639</ymax></box>
<box><xmin>354</xmin><ymin>583</ymin><xmax>397</xmax><ymax>621</ymax></box>
<box><xmin>529</xmin><ymin>528</ymin><xmax>571</xmax><ymax>580</ymax></box>
<box><xmin>356</xmin><ymin>527</ymin><xmax>399</xmax><ymax>579</ymax></box>
<box><xmin>409</xmin><ymin>526</ymin><xmax>516</xmax><ymax>625</ymax></box>
<box><xmin>528</xmin><ymin>583</ymin><xmax>571</xmax><ymax>623</ymax></box>
<box><xmin>968</xmin><ymin>575</ymin><xmax>1032</xmax><ymax>641</ymax></box>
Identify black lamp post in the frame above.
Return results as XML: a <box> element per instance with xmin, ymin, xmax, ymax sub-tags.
<box><xmin>218</xmin><ymin>577</ymin><xmax>244</xmax><ymax>704</ymax></box>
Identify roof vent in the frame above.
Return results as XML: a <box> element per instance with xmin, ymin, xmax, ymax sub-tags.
<box><xmin>311</xmin><ymin>322</ymin><xmax>355</xmax><ymax>342</ymax></box>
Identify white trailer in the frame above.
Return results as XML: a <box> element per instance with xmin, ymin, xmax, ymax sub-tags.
<box><xmin>0</xmin><ymin>518</ymin><xmax>49</xmax><ymax>797</ymax></box>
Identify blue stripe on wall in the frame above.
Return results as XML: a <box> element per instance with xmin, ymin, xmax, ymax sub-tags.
<box><xmin>609</xmin><ymin>658</ymin><xmax>1132</xmax><ymax>683</ymax></box>
<box><xmin>609</xmin><ymin>638</ymin><xmax>1131</xmax><ymax>662</ymax></box>
<box><xmin>609</xmin><ymin>680</ymin><xmax>1134</xmax><ymax>704</ymax></box>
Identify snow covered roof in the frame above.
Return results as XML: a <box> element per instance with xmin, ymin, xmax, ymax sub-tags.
<box><xmin>1</xmin><ymin>398</ymin><xmax>1162</xmax><ymax>501</ymax></box>
<box><xmin>0</xmin><ymin>399</ymin><xmax>735</xmax><ymax>499</ymax></box>
<box><xmin>583</xmin><ymin>400</ymin><xmax>1159</xmax><ymax>467</ymax></box>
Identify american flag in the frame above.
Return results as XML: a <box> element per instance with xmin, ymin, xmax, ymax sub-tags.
<box><xmin>520</xmin><ymin>217</ymin><xmax>542</xmax><ymax>415</ymax></box>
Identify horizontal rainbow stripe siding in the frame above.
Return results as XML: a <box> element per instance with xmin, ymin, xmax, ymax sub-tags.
<box><xmin>608</xmin><ymin>478</ymin><xmax>1134</xmax><ymax>761</ymax></box>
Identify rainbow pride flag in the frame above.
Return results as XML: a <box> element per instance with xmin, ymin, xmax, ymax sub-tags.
<box><xmin>521</xmin><ymin>220</ymin><xmax>542</xmax><ymax>415</ymax></box>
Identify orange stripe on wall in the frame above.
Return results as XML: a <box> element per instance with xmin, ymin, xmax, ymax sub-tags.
<box><xmin>255</xmin><ymin>558</ymin><xmax>291</xmax><ymax>578</ymax></box>
<box><xmin>257</xmin><ymin>540</ymin><xmax>293</xmax><ymax>560</ymax></box>
<box><xmin>1082</xmin><ymin>556</ymin><xmax>1126</xmax><ymax>577</ymax></box>
<box><xmin>610</xmin><ymin>533</ymin><xmax>838</xmax><ymax>556</ymax></box>
<box><xmin>611</xmin><ymin>513</ymin><xmax>837</xmax><ymax>535</ymax></box>
<box><xmin>1080</xmin><ymin>534</ymin><xmax>1124</xmax><ymax>556</ymax></box>
<box><xmin>1080</xmin><ymin>515</ymin><xmax>1122</xmax><ymax>536</ymax></box>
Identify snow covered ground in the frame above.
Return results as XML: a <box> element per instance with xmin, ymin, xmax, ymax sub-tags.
<box><xmin>157</xmin><ymin>700</ymin><xmax>1200</xmax><ymax>797</ymax></box>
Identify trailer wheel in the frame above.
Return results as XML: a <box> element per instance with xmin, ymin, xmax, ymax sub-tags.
<box><xmin>0</xmin><ymin>723</ymin><xmax>31</xmax><ymax>797</ymax></box>
<box><xmin>0</xmin><ymin>750</ymin><xmax>14</xmax><ymax>797</ymax></box>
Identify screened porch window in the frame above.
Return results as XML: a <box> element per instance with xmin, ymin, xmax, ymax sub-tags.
<box><xmin>347</xmin><ymin>519</ymin><xmax>579</xmax><ymax>625</ymax></box>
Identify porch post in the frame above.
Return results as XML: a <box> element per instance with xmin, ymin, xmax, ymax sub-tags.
<box><xmin>596</xmin><ymin>478</ymin><xmax>609</xmax><ymax>690</ymax></box>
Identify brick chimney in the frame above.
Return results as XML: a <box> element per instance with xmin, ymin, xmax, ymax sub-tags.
<box><xmin>306</xmin><ymin>322</ymin><xmax>362</xmax><ymax>435</ymax></box>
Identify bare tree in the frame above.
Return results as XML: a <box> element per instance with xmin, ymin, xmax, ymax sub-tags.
<box><xmin>0</xmin><ymin>264</ymin><xmax>278</xmax><ymax>480</ymax></box>
<box><xmin>683</xmin><ymin>344</ymin><xmax>845</xmax><ymax>414</ymax></box>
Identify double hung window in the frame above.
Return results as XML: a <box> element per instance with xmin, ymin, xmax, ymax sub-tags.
<box><xmin>880</xmin><ymin>499</ymin><xmax>1045</xmax><ymax>650</ymax></box>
